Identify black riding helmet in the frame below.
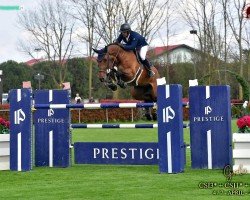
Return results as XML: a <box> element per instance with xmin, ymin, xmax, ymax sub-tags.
<box><xmin>120</xmin><ymin>23</ymin><xmax>131</xmax><ymax>32</ymax></box>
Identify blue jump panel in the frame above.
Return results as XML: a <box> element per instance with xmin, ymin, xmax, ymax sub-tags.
<box><xmin>9</xmin><ymin>89</ymin><xmax>32</xmax><ymax>171</ymax></box>
<box><xmin>34</xmin><ymin>90</ymin><xmax>70</xmax><ymax>167</ymax></box>
<box><xmin>189</xmin><ymin>86</ymin><xmax>232</xmax><ymax>169</ymax></box>
<box><xmin>157</xmin><ymin>84</ymin><xmax>185</xmax><ymax>173</ymax></box>
<box><xmin>74</xmin><ymin>142</ymin><xmax>158</xmax><ymax>165</ymax></box>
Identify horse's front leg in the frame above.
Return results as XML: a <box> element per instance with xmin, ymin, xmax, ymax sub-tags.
<box><xmin>105</xmin><ymin>74</ymin><xmax>117</xmax><ymax>91</ymax></box>
<box><xmin>144</xmin><ymin>105</ymin><xmax>157</xmax><ymax>121</ymax></box>
<box><xmin>115</xmin><ymin>70</ymin><xmax>127</xmax><ymax>89</ymax></box>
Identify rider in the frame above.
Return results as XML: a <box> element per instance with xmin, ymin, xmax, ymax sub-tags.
<box><xmin>115</xmin><ymin>23</ymin><xmax>155</xmax><ymax>77</ymax></box>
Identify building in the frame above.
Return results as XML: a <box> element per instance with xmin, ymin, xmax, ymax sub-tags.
<box><xmin>25</xmin><ymin>58</ymin><xmax>44</xmax><ymax>66</ymax></box>
<box><xmin>25</xmin><ymin>44</ymin><xmax>195</xmax><ymax>66</ymax></box>
<box><xmin>148</xmin><ymin>44</ymin><xmax>195</xmax><ymax>64</ymax></box>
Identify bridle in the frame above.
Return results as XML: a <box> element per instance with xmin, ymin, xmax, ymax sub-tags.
<box><xmin>98</xmin><ymin>46</ymin><xmax>121</xmax><ymax>81</ymax></box>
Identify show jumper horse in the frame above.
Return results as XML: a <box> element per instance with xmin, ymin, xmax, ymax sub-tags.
<box><xmin>93</xmin><ymin>43</ymin><xmax>160</xmax><ymax>120</ymax></box>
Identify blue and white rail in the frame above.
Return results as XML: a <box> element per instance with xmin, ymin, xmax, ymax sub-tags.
<box><xmin>71</xmin><ymin>123</ymin><xmax>158</xmax><ymax>129</ymax></box>
<box><xmin>34</xmin><ymin>102</ymin><xmax>188</xmax><ymax>109</ymax></box>
<box><xmin>34</xmin><ymin>102</ymin><xmax>156</xmax><ymax>109</ymax></box>
<box><xmin>71</xmin><ymin>123</ymin><xmax>189</xmax><ymax>129</ymax></box>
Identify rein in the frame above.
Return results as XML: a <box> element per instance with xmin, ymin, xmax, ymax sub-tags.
<box><xmin>108</xmin><ymin>47</ymin><xmax>120</xmax><ymax>70</ymax></box>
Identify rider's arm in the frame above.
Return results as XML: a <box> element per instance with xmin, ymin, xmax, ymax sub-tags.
<box><xmin>116</xmin><ymin>34</ymin><xmax>123</xmax><ymax>43</ymax></box>
<box><xmin>122</xmin><ymin>38</ymin><xmax>138</xmax><ymax>50</ymax></box>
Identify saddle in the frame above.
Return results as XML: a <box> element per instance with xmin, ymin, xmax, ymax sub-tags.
<box><xmin>133</xmin><ymin>50</ymin><xmax>143</xmax><ymax>64</ymax></box>
<box><xmin>116</xmin><ymin>43</ymin><xmax>142</xmax><ymax>64</ymax></box>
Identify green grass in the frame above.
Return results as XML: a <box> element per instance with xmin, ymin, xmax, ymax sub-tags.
<box><xmin>0</xmin><ymin>120</ymin><xmax>249</xmax><ymax>199</ymax></box>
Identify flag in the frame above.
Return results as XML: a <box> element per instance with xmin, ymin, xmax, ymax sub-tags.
<box><xmin>243</xmin><ymin>3</ymin><xmax>250</xmax><ymax>18</ymax></box>
<box><xmin>22</xmin><ymin>81</ymin><xmax>31</xmax><ymax>88</ymax></box>
<box><xmin>62</xmin><ymin>82</ymin><xmax>71</xmax><ymax>90</ymax></box>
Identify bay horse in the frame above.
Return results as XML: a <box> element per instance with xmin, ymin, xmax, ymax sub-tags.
<box><xmin>93</xmin><ymin>43</ymin><xmax>160</xmax><ymax>120</ymax></box>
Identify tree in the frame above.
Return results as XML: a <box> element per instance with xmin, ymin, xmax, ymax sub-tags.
<box><xmin>152</xmin><ymin>0</ymin><xmax>178</xmax><ymax>83</ymax></box>
<box><xmin>220</xmin><ymin>0</ymin><xmax>230</xmax><ymax>83</ymax></box>
<box><xmin>226</xmin><ymin>0</ymin><xmax>248</xmax><ymax>99</ymax></box>
<box><xmin>17</xmin><ymin>0</ymin><xmax>75</xmax><ymax>88</ymax></box>
<box><xmin>94</xmin><ymin>0</ymin><xmax>121</xmax><ymax>44</ymax></box>
<box><xmin>66</xmin><ymin>0</ymin><xmax>102</xmax><ymax>98</ymax></box>
<box><xmin>136</xmin><ymin>0</ymin><xmax>171</xmax><ymax>42</ymax></box>
<box><xmin>180</xmin><ymin>0</ymin><xmax>232</xmax><ymax>85</ymax></box>
<box><xmin>0</xmin><ymin>61</ymin><xmax>33</xmax><ymax>92</ymax></box>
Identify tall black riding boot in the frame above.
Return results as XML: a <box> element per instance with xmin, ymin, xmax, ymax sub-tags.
<box><xmin>142</xmin><ymin>59</ymin><xmax>155</xmax><ymax>77</ymax></box>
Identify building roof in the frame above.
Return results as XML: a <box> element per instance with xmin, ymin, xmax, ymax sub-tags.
<box><xmin>25</xmin><ymin>58</ymin><xmax>43</xmax><ymax>66</ymax></box>
<box><xmin>25</xmin><ymin>57</ymin><xmax>97</xmax><ymax>66</ymax></box>
<box><xmin>148</xmin><ymin>44</ymin><xmax>194</xmax><ymax>58</ymax></box>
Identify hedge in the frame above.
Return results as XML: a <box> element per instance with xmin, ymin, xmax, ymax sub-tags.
<box><xmin>71</xmin><ymin>99</ymin><xmax>143</xmax><ymax>123</ymax></box>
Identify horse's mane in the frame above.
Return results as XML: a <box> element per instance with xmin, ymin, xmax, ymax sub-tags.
<box><xmin>95</xmin><ymin>43</ymin><xmax>135</xmax><ymax>62</ymax></box>
<box><xmin>106</xmin><ymin>43</ymin><xmax>125</xmax><ymax>51</ymax></box>
<box><xmin>107</xmin><ymin>43</ymin><xmax>137</xmax><ymax>57</ymax></box>
<box><xmin>107</xmin><ymin>42</ymin><xmax>120</xmax><ymax>47</ymax></box>
<box><xmin>108</xmin><ymin>43</ymin><xmax>142</xmax><ymax>69</ymax></box>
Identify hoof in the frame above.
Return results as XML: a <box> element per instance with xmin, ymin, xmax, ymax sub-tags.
<box><xmin>107</xmin><ymin>83</ymin><xmax>117</xmax><ymax>91</ymax></box>
<box><xmin>152</xmin><ymin>113</ymin><xmax>157</xmax><ymax>121</ymax></box>
<box><xmin>118</xmin><ymin>81</ymin><xmax>127</xmax><ymax>89</ymax></box>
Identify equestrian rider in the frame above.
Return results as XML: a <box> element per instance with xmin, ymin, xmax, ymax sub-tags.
<box><xmin>116</xmin><ymin>23</ymin><xmax>155</xmax><ymax>77</ymax></box>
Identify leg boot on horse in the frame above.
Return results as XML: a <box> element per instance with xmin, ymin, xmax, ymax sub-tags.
<box><xmin>117</xmin><ymin>78</ymin><xmax>127</xmax><ymax>89</ymax></box>
<box><xmin>116</xmin><ymin>71</ymin><xmax>127</xmax><ymax>89</ymax></box>
<box><xmin>106</xmin><ymin>78</ymin><xmax>117</xmax><ymax>91</ymax></box>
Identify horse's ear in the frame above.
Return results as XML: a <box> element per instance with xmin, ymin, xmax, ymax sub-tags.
<box><xmin>104</xmin><ymin>46</ymin><xmax>108</xmax><ymax>52</ymax></box>
<box><xmin>92</xmin><ymin>48</ymin><xmax>99</xmax><ymax>54</ymax></box>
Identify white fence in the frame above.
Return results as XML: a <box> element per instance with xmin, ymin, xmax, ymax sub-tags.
<box><xmin>233</xmin><ymin>133</ymin><xmax>250</xmax><ymax>173</ymax></box>
<box><xmin>0</xmin><ymin>134</ymin><xmax>10</xmax><ymax>170</ymax></box>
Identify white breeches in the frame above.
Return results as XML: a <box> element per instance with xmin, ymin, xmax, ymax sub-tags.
<box><xmin>139</xmin><ymin>45</ymin><xmax>149</xmax><ymax>60</ymax></box>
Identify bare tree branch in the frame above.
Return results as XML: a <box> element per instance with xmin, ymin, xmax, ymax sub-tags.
<box><xmin>17</xmin><ymin>0</ymin><xmax>76</xmax><ymax>87</ymax></box>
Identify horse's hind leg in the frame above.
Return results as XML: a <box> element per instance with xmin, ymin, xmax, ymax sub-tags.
<box><xmin>143</xmin><ymin>102</ymin><xmax>157</xmax><ymax>121</ymax></box>
<box><xmin>151</xmin><ymin>106</ymin><xmax>157</xmax><ymax>120</ymax></box>
<box><xmin>130</xmin><ymin>85</ymin><xmax>155</xmax><ymax>121</ymax></box>
<box><xmin>144</xmin><ymin>101</ymin><xmax>153</xmax><ymax>121</ymax></box>
<box><xmin>148</xmin><ymin>82</ymin><xmax>157</xmax><ymax>120</ymax></box>
<box><xmin>144</xmin><ymin>101</ymin><xmax>157</xmax><ymax>121</ymax></box>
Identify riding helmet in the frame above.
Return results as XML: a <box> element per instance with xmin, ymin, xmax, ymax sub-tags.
<box><xmin>120</xmin><ymin>23</ymin><xmax>131</xmax><ymax>32</ymax></box>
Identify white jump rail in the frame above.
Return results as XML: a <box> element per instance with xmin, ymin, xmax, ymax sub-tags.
<box><xmin>233</xmin><ymin>133</ymin><xmax>250</xmax><ymax>173</ymax></box>
<box><xmin>0</xmin><ymin>134</ymin><xmax>10</xmax><ymax>170</ymax></box>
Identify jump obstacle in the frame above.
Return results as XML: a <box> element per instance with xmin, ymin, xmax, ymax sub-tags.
<box><xmin>7</xmin><ymin>80</ymin><xmax>232</xmax><ymax>173</ymax></box>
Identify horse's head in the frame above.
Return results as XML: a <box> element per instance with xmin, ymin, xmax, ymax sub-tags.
<box><xmin>93</xmin><ymin>46</ymin><xmax>119</xmax><ymax>82</ymax></box>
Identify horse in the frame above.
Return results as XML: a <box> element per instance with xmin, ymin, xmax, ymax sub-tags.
<box><xmin>93</xmin><ymin>43</ymin><xmax>160</xmax><ymax>120</ymax></box>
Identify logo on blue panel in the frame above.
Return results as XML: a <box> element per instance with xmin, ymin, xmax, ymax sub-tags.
<box><xmin>93</xmin><ymin>147</ymin><xmax>159</xmax><ymax>160</ymax></box>
<box><xmin>14</xmin><ymin>109</ymin><xmax>26</xmax><ymax>124</ymax></box>
<box><xmin>163</xmin><ymin>106</ymin><xmax>175</xmax><ymax>123</ymax></box>
<box><xmin>192</xmin><ymin>105</ymin><xmax>224</xmax><ymax>122</ymax></box>
<box><xmin>48</xmin><ymin>109</ymin><xmax>54</xmax><ymax>117</ymax></box>
<box><xmin>205</xmin><ymin>106</ymin><xmax>212</xmax><ymax>115</ymax></box>
<box><xmin>36</xmin><ymin>108</ymin><xmax>65</xmax><ymax>124</ymax></box>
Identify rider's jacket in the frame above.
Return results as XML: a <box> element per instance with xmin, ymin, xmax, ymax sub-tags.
<box><xmin>116</xmin><ymin>31</ymin><xmax>148</xmax><ymax>51</ymax></box>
